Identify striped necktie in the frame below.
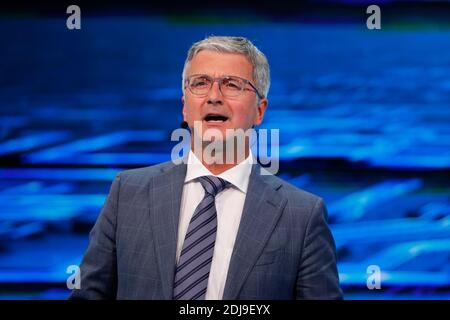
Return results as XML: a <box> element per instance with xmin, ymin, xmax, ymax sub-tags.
<box><xmin>173</xmin><ymin>175</ymin><xmax>231</xmax><ymax>300</ymax></box>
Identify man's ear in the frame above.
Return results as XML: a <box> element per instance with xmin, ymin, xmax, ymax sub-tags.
<box><xmin>182</xmin><ymin>96</ymin><xmax>187</xmax><ymax>121</ymax></box>
<box><xmin>254</xmin><ymin>98</ymin><xmax>268</xmax><ymax>127</ymax></box>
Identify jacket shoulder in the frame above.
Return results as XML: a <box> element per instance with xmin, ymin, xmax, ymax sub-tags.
<box><xmin>118</xmin><ymin>160</ymin><xmax>178</xmax><ymax>185</ymax></box>
<box><xmin>263</xmin><ymin>171</ymin><xmax>323</xmax><ymax>208</ymax></box>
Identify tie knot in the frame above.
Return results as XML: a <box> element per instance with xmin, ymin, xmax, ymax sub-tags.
<box><xmin>198</xmin><ymin>176</ymin><xmax>231</xmax><ymax>196</ymax></box>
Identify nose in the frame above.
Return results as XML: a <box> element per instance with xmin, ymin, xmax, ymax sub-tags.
<box><xmin>207</xmin><ymin>80</ymin><xmax>223</xmax><ymax>106</ymax></box>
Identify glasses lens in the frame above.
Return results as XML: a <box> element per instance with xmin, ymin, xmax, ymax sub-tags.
<box><xmin>189</xmin><ymin>75</ymin><xmax>212</xmax><ymax>95</ymax></box>
<box><xmin>221</xmin><ymin>77</ymin><xmax>244</xmax><ymax>96</ymax></box>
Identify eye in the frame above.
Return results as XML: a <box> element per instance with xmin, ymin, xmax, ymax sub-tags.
<box><xmin>222</xmin><ymin>78</ymin><xmax>242</xmax><ymax>90</ymax></box>
<box><xmin>191</xmin><ymin>76</ymin><xmax>211</xmax><ymax>88</ymax></box>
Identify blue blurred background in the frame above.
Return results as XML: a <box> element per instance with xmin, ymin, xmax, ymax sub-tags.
<box><xmin>0</xmin><ymin>1</ymin><xmax>449</xmax><ymax>299</ymax></box>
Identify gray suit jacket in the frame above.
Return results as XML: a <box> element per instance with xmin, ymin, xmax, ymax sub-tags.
<box><xmin>70</xmin><ymin>160</ymin><xmax>342</xmax><ymax>299</ymax></box>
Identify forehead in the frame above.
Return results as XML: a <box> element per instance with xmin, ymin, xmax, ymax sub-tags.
<box><xmin>186</xmin><ymin>50</ymin><xmax>254</xmax><ymax>80</ymax></box>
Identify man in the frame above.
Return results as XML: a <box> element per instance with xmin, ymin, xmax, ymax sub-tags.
<box><xmin>70</xmin><ymin>36</ymin><xmax>342</xmax><ymax>300</ymax></box>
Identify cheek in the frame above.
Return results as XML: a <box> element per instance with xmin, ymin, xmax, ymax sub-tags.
<box><xmin>184</xmin><ymin>97</ymin><xmax>204</xmax><ymax>117</ymax></box>
<box><xmin>231</xmin><ymin>103</ymin><xmax>257</xmax><ymax>124</ymax></box>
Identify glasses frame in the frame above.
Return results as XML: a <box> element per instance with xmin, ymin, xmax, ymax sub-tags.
<box><xmin>185</xmin><ymin>74</ymin><xmax>263</xmax><ymax>99</ymax></box>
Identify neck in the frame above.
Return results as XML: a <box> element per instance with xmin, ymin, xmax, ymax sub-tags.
<box><xmin>203</xmin><ymin>162</ymin><xmax>241</xmax><ymax>176</ymax></box>
<box><xmin>191</xmin><ymin>141</ymin><xmax>250</xmax><ymax>175</ymax></box>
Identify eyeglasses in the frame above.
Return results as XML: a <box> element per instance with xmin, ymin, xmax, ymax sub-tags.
<box><xmin>185</xmin><ymin>74</ymin><xmax>263</xmax><ymax>99</ymax></box>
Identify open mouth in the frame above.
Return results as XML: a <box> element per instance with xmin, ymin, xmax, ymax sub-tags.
<box><xmin>203</xmin><ymin>113</ymin><xmax>229</xmax><ymax>123</ymax></box>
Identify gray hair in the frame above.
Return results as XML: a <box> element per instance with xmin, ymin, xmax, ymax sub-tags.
<box><xmin>182</xmin><ymin>36</ymin><xmax>270</xmax><ymax>98</ymax></box>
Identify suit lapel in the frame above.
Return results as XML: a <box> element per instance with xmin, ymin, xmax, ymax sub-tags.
<box><xmin>149</xmin><ymin>161</ymin><xmax>187</xmax><ymax>300</ymax></box>
<box><xmin>222</xmin><ymin>164</ymin><xmax>287</xmax><ymax>299</ymax></box>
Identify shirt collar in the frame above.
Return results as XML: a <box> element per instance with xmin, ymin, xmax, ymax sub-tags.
<box><xmin>184</xmin><ymin>149</ymin><xmax>254</xmax><ymax>194</ymax></box>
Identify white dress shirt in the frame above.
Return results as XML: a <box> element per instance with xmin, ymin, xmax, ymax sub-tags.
<box><xmin>176</xmin><ymin>150</ymin><xmax>253</xmax><ymax>300</ymax></box>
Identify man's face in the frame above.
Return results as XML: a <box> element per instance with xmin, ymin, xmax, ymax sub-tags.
<box><xmin>182</xmin><ymin>50</ymin><xmax>268</xmax><ymax>142</ymax></box>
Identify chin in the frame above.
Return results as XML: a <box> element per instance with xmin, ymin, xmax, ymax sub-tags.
<box><xmin>202</xmin><ymin>131</ymin><xmax>226</xmax><ymax>142</ymax></box>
